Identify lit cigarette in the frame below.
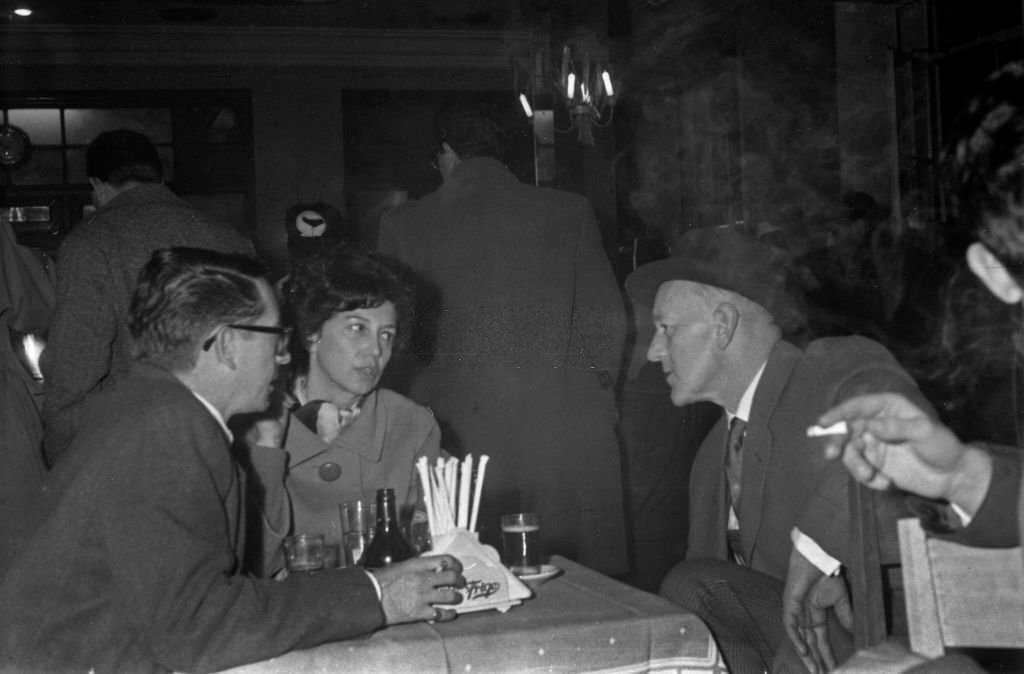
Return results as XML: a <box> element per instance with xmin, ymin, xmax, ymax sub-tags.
<box><xmin>806</xmin><ymin>421</ymin><xmax>848</xmax><ymax>437</ymax></box>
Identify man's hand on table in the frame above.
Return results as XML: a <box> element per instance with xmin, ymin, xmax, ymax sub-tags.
<box><xmin>782</xmin><ymin>548</ymin><xmax>852</xmax><ymax>674</ymax></box>
<box><xmin>816</xmin><ymin>393</ymin><xmax>993</xmax><ymax>516</ymax></box>
<box><xmin>371</xmin><ymin>554</ymin><xmax>465</xmax><ymax>625</ymax></box>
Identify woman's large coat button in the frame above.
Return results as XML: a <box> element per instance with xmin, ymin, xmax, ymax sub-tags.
<box><xmin>318</xmin><ymin>462</ymin><xmax>342</xmax><ymax>482</ymax></box>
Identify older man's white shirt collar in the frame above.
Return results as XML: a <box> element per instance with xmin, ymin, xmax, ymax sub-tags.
<box><xmin>729</xmin><ymin>361</ymin><xmax>767</xmax><ymax>423</ymax></box>
<box><xmin>190</xmin><ymin>392</ymin><xmax>234</xmax><ymax>443</ymax></box>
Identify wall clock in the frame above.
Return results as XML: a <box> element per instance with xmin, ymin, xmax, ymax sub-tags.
<box><xmin>0</xmin><ymin>124</ymin><xmax>31</xmax><ymax>168</ymax></box>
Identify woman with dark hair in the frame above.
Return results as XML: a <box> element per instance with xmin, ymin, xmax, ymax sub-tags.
<box><xmin>245</xmin><ymin>243</ymin><xmax>441</xmax><ymax>573</ymax></box>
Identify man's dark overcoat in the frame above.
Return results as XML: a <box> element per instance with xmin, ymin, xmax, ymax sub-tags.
<box><xmin>379</xmin><ymin>157</ymin><xmax>629</xmax><ymax>573</ymax></box>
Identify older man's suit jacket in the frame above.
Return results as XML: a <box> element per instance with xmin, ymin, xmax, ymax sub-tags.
<box><xmin>0</xmin><ymin>363</ymin><xmax>382</xmax><ymax>674</ymax></box>
<box><xmin>687</xmin><ymin>336</ymin><xmax>930</xmax><ymax>581</ymax></box>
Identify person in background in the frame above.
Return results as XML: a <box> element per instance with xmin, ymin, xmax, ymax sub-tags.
<box><xmin>242</xmin><ymin>243</ymin><xmax>442</xmax><ymax>574</ymax></box>
<box><xmin>0</xmin><ymin>247</ymin><xmax>463</xmax><ymax>674</ymax></box>
<box><xmin>815</xmin><ymin>60</ymin><xmax>1024</xmax><ymax>672</ymax></box>
<box><xmin>625</xmin><ymin>226</ymin><xmax>931</xmax><ymax>674</ymax></box>
<box><xmin>0</xmin><ymin>215</ymin><xmax>54</xmax><ymax>572</ymax></box>
<box><xmin>41</xmin><ymin>128</ymin><xmax>255</xmax><ymax>464</ymax></box>
<box><xmin>378</xmin><ymin>100</ymin><xmax>629</xmax><ymax>574</ymax></box>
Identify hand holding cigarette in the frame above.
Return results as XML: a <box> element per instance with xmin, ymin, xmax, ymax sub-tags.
<box><xmin>813</xmin><ymin>393</ymin><xmax>990</xmax><ymax>512</ymax></box>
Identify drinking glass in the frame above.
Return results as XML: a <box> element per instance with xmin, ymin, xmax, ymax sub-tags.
<box><xmin>283</xmin><ymin>533</ymin><xmax>325</xmax><ymax>573</ymax></box>
<box><xmin>339</xmin><ymin>499</ymin><xmax>376</xmax><ymax>567</ymax></box>
<box><xmin>500</xmin><ymin>512</ymin><xmax>541</xmax><ymax>575</ymax></box>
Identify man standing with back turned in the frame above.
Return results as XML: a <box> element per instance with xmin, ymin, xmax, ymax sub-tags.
<box><xmin>42</xmin><ymin>129</ymin><xmax>254</xmax><ymax>464</ymax></box>
<box><xmin>378</xmin><ymin>101</ymin><xmax>629</xmax><ymax>574</ymax></box>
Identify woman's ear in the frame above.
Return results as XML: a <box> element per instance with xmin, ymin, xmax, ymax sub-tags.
<box><xmin>967</xmin><ymin>242</ymin><xmax>1024</xmax><ymax>304</ymax></box>
<box><xmin>307</xmin><ymin>332</ymin><xmax>321</xmax><ymax>353</ymax></box>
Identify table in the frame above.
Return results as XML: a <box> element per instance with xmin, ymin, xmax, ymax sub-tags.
<box><xmin>219</xmin><ymin>556</ymin><xmax>727</xmax><ymax>674</ymax></box>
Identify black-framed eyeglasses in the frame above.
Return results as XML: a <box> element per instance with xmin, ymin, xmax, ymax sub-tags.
<box><xmin>202</xmin><ymin>323</ymin><xmax>292</xmax><ymax>356</ymax></box>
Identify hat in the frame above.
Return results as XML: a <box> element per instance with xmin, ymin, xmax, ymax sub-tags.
<box><xmin>625</xmin><ymin>226</ymin><xmax>805</xmax><ymax>330</ymax></box>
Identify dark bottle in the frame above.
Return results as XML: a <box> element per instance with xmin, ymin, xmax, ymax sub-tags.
<box><xmin>359</xmin><ymin>488</ymin><xmax>415</xmax><ymax>568</ymax></box>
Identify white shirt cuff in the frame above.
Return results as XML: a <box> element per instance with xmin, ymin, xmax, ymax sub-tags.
<box><xmin>364</xmin><ymin>569</ymin><xmax>383</xmax><ymax>600</ymax></box>
<box><xmin>791</xmin><ymin>527</ymin><xmax>842</xmax><ymax>576</ymax></box>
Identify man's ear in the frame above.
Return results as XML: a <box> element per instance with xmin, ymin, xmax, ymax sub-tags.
<box><xmin>967</xmin><ymin>242</ymin><xmax>1024</xmax><ymax>304</ymax></box>
<box><xmin>209</xmin><ymin>329</ymin><xmax>240</xmax><ymax>371</ymax></box>
<box><xmin>711</xmin><ymin>302</ymin><xmax>740</xmax><ymax>349</ymax></box>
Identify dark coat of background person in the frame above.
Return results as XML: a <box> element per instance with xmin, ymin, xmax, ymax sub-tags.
<box><xmin>0</xmin><ymin>216</ymin><xmax>54</xmax><ymax>573</ymax></box>
<box><xmin>41</xmin><ymin>182</ymin><xmax>255</xmax><ymax>464</ymax></box>
<box><xmin>378</xmin><ymin>156</ymin><xmax>630</xmax><ymax>574</ymax></box>
<box><xmin>618</xmin><ymin>360</ymin><xmax>719</xmax><ymax>591</ymax></box>
<box><xmin>0</xmin><ymin>363</ymin><xmax>383</xmax><ymax>674</ymax></box>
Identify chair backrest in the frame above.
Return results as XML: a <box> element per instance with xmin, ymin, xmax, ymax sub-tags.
<box><xmin>848</xmin><ymin>480</ymin><xmax>911</xmax><ymax>649</ymax></box>
<box><xmin>898</xmin><ymin>517</ymin><xmax>1024</xmax><ymax>658</ymax></box>
<box><xmin>849</xmin><ymin>480</ymin><xmax>886</xmax><ymax>649</ymax></box>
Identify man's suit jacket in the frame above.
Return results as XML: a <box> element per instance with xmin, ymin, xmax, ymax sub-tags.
<box><xmin>687</xmin><ymin>336</ymin><xmax>929</xmax><ymax>581</ymax></box>
<box><xmin>0</xmin><ymin>363</ymin><xmax>382</xmax><ymax>674</ymax></box>
<box><xmin>378</xmin><ymin>157</ymin><xmax>629</xmax><ymax>573</ymax></box>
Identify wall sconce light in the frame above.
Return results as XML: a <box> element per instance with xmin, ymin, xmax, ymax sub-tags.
<box><xmin>515</xmin><ymin>42</ymin><xmax>618</xmax><ymax>147</ymax></box>
<box><xmin>554</xmin><ymin>44</ymin><xmax>617</xmax><ymax>146</ymax></box>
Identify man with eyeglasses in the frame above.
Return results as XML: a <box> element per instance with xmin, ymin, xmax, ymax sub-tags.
<box><xmin>0</xmin><ymin>247</ymin><xmax>464</xmax><ymax>674</ymax></box>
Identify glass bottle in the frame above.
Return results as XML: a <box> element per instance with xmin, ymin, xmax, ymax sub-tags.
<box><xmin>359</xmin><ymin>488</ymin><xmax>414</xmax><ymax>568</ymax></box>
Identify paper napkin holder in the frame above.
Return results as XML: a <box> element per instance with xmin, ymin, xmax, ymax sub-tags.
<box><xmin>426</xmin><ymin>528</ymin><xmax>532</xmax><ymax>614</ymax></box>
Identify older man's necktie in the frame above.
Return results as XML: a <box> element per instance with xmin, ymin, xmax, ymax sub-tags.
<box><xmin>724</xmin><ymin>416</ymin><xmax>747</xmax><ymax>565</ymax></box>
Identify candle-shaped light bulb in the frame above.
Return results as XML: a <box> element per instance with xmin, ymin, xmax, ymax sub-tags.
<box><xmin>560</xmin><ymin>45</ymin><xmax>570</xmax><ymax>89</ymax></box>
<box><xmin>567</xmin><ymin>72</ymin><xmax>576</xmax><ymax>100</ymax></box>
<box><xmin>518</xmin><ymin>93</ymin><xmax>534</xmax><ymax>118</ymax></box>
<box><xmin>602</xmin><ymin>70</ymin><xmax>615</xmax><ymax>98</ymax></box>
<box><xmin>581</xmin><ymin>82</ymin><xmax>590</xmax><ymax>103</ymax></box>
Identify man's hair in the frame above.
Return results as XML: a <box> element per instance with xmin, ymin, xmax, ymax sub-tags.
<box><xmin>946</xmin><ymin>60</ymin><xmax>1024</xmax><ymax>283</ymax></box>
<box><xmin>86</xmin><ymin>129</ymin><xmax>164</xmax><ymax>185</ymax></box>
<box><xmin>434</xmin><ymin>100</ymin><xmax>506</xmax><ymax>162</ymax></box>
<box><xmin>130</xmin><ymin>247</ymin><xmax>268</xmax><ymax>371</ymax></box>
<box><xmin>283</xmin><ymin>243</ymin><xmax>414</xmax><ymax>359</ymax></box>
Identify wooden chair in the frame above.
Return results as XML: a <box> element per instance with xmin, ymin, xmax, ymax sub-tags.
<box><xmin>848</xmin><ymin>480</ymin><xmax>887</xmax><ymax>649</ymax></box>
<box><xmin>848</xmin><ymin>480</ymin><xmax>908</xmax><ymax>650</ymax></box>
<box><xmin>898</xmin><ymin>517</ymin><xmax>1024</xmax><ymax>657</ymax></box>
